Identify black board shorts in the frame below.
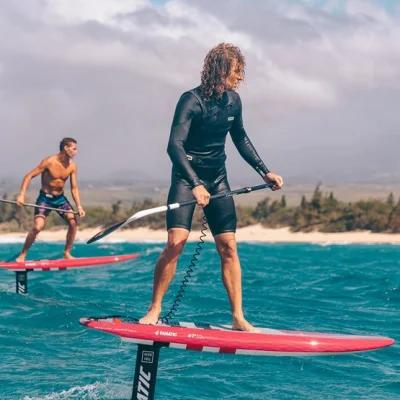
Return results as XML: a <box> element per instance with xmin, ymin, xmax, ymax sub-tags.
<box><xmin>166</xmin><ymin>166</ymin><xmax>236</xmax><ymax>236</ymax></box>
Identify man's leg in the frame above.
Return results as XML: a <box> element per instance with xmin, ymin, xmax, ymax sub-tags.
<box><xmin>16</xmin><ymin>216</ymin><xmax>46</xmax><ymax>262</ymax></box>
<box><xmin>139</xmin><ymin>228</ymin><xmax>189</xmax><ymax>325</ymax></box>
<box><xmin>63</xmin><ymin>215</ymin><xmax>77</xmax><ymax>259</ymax></box>
<box><xmin>214</xmin><ymin>232</ymin><xmax>259</xmax><ymax>332</ymax></box>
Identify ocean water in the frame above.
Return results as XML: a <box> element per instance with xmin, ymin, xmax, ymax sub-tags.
<box><xmin>0</xmin><ymin>238</ymin><xmax>399</xmax><ymax>400</ymax></box>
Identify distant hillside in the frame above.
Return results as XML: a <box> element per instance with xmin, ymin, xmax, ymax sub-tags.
<box><xmin>1</xmin><ymin>184</ymin><xmax>399</xmax><ymax>234</ymax></box>
<box><xmin>1</xmin><ymin>179</ymin><xmax>399</xmax><ymax>207</ymax></box>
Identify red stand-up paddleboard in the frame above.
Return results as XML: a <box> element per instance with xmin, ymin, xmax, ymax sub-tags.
<box><xmin>0</xmin><ymin>254</ymin><xmax>139</xmax><ymax>294</ymax></box>
<box><xmin>80</xmin><ymin>316</ymin><xmax>394</xmax><ymax>356</ymax></box>
<box><xmin>0</xmin><ymin>254</ymin><xmax>139</xmax><ymax>271</ymax></box>
<box><xmin>80</xmin><ymin>316</ymin><xmax>394</xmax><ymax>400</ymax></box>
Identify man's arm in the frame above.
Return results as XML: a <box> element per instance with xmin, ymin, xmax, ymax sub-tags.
<box><xmin>70</xmin><ymin>164</ymin><xmax>85</xmax><ymax>217</ymax></box>
<box><xmin>16</xmin><ymin>158</ymin><xmax>49</xmax><ymax>205</ymax></box>
<box><xmin>167</xmin><ymin>92</ymin><xmax>203</xmax><ymax>188</ymax></box>
<box><xmin>230</xmin><ymin>95</ymin><xmax>283</xmax><ymax>190</ymax></box>
<box><xmin>229</xmin><ymin>96</ymin><xmax>270</xmax><ymax>177</ymax></box>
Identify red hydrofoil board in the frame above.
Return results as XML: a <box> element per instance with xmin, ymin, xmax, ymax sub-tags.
<box><xmin>80</xmin><ymin>317</ymin><xmax>395</xmax><ymax>356</ymax></box>
<box><xmin>0</xmin><ymin>254</ymin><xmax>139</xmax><ymax>271</ymax></box>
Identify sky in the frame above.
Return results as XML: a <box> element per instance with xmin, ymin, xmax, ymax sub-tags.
<box><xmin>1</xmin><ymin>0</ymin><xmax>399</xmax><ymax>184</ymax></box>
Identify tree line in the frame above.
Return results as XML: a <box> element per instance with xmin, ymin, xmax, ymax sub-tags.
<box><xmin>1</xmin><ymin>184</ymin><xmax>399</xmax><ymax>233</ymax></box>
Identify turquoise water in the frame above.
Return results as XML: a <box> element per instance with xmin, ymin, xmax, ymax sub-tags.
<box><xmin>0</xmin><ymin>239</ymin><xmax>399</xmax><ymax>399</ymax></box>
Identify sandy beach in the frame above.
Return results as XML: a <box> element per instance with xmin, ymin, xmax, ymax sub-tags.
<box><xmin>1</xmin><ymin>224</ymin><xmax>400</xmax><ymax>244</ymax></box>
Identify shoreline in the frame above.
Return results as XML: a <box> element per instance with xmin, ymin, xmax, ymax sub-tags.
<box><xmin>1</xmin><ymin>225</ymin><xmax>400</xmax><ymax>244</ymax></box>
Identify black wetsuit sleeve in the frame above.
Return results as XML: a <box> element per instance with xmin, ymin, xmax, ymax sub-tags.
<box><xmin>229</xmin><ymin>96</ymin><xmax>270</xmax><ymax>177</ymax></box>
<box><xmin>167</xmin><ymin>92</ymin><xmax>203</xmax><ymax>188</ymax></box>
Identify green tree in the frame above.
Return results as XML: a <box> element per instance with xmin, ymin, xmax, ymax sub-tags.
<box><xmin>388</xmin><ymin>199</ymin><xmax>400</xmax><ymax>233</ymax></box>
<box><xmin>387</xmin><ymin>193</ymin><xmax>395</xmax><ymax>207</ymax></box>
<box><xmin>253</xmin><ymin>198</ymin><xmax>270</xmax><ymax>220</ymax></box>
<box><xmin>311</xmin><ymin>183</ymin><xmax>323</xmax><ymax>210</ymax></box>
<box><xmin>300</xmin><ymin>195</ymin><xmax>307</xmax><ymax>209</ymax></box>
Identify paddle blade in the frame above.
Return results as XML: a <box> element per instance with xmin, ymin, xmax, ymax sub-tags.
<box><xmin>87</xmin><ymin>205</ymin><xmax>171</xmax><ymax>244</ymax></box>
<box><xmin>86</xmin><ymin>219</ymin><xmax>127</xmax><ymax>244</ymax></box>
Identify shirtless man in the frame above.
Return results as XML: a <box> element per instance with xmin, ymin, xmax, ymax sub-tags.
<box><xmin>15</xmin><ymin>138</ymin><xmax>85</xmax><ymax>261</ymax></box>
<box><xmin>139</xmin><ymin>43</ymin><xmax>283</xmax><ymax>331</ymax></box>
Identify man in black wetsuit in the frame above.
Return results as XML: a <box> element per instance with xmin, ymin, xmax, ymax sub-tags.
<box><xmin>140</xmin><ymin>43</ymin><xmax>283</xmax><ymax>332</ymax></box>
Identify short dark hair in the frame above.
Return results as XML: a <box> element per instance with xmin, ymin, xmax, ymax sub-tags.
<box><xmin>59</xmin><ymin>137</ymin><xmax>77</xmax><ymax>152</ymax></box>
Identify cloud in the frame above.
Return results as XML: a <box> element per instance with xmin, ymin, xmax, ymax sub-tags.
<box><xmin>0</xmin><ymin>0</ymin><xmax>399</xmax><ymax>184</ymax></box>
<box><xmin>44</xmin><ymin>0</ymin><xmax>149</xmax><ymax>24</ymax></box>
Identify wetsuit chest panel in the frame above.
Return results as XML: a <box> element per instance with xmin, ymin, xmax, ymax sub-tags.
<box><xmin>202</xmin><ymin>102</ymin><xmax>235</xmax><ymax>132</ymax></box>
<box><xmin>185</xmin><ymin>92</ymin><xmax>238</xmax><ymax>156</ymax></box>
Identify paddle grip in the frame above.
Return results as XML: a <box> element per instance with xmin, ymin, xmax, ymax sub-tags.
<box><xmin>177</xmin><ymin>182</ymin><xmax>273</xmax><ymax>208</ymax></box>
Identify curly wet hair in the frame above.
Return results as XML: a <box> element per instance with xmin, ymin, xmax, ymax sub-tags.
<box><xmin>200</xmin><ymin>43</ymin><xmax>246</xmax><ymax>101</ymax></box>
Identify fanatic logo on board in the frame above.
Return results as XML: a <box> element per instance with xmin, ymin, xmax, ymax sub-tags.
<box><xmin>155</xmin><ymin>330</ymin><xmax>177</xmax><ymax>337</ymax></box>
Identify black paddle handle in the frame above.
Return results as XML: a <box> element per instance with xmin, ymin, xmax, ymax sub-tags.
<box><xmin>177</xmin><ymin>182</ymin><xmax>274</xmax><ymax>208</ymax></box>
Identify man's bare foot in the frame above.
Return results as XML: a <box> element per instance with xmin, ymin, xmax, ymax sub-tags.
<box><xmin>16</xmin><ymin>254</ymin><xmax>26</xmax><ymax>262</ymax></box>
<box><xmin>139</xmin><ymin>307</ymin><xmax>161</xmax><ymax>325</ymax></box>
<box><xmin>232</xmin><ymin>318</ymin><xmax>260</xmax><ymax>333</ymax></box>
<box><xmin>63</xmin><ymin>252</ymin><xmax>75</xmax><ymax>260</ymax></box>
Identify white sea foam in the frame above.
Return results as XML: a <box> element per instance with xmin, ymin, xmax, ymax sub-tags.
<box><xmin>0</xmin><ymin>283</ymin><xmax>14</xmax><ymax>293</ymax></box>
<box><xmin>22</xmin><ymin>381</ymin><xmax>128</xmax><ymax>400</ymax></box>
<box><xmin>313</xmin><ymin>241</ymin><xmax>352</xmax><ymax>246</ymax></box>
<box><xmin>0</xmin><ymin>236</ymin><xmax>66</xmax><ymax>244</ymax></box>
<box><xmin>0</xmin><ymin>236</ymin><xmax>25</xmax><ymax>244</ymax></box>
<box><xmin>102</xmin><ymin>238</ymin><xmax>166</xmax><ymax>244</ymax></box>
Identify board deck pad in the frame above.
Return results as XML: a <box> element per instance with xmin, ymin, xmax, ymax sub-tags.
<box><xmin>0</xmin><ymin>254</ymin><xmax>139</xmax><ymax>271</ymax></box>
<box><xmin>80</xmin><ymin>316</ymin><xmax>395</xmax><ymax>356</ymax></box>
